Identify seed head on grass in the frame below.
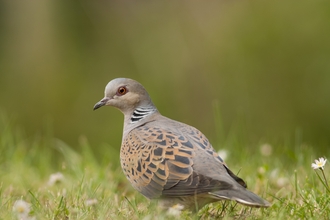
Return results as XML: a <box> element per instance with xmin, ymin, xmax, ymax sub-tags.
<box><xmin>85</xmin><ymin>198</ymin><xmax>98</xmax><ymax>206</ymax></box>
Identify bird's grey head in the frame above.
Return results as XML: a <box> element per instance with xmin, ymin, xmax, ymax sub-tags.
<box><xmin>93</xmin><ymin>78</ymin><xmax>154</xmax><ymax>114</ymax></box>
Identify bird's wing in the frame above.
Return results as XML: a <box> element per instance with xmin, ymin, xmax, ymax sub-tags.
<box><xmin>120</xmin><ymin>123</ymin><xmax>246</xmax><ymax>199</ymax></box>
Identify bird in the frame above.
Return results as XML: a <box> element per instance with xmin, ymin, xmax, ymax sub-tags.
<box><xmin>93</xmin><ymin>78</ymin><xmax>270</xmax><ymax>211</ymax></box>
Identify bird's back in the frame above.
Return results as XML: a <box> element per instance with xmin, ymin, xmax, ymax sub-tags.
<box><xmin>120</xmin><ymin>114</ymin><xmax>268</xmax><ymax>209</ymax></box>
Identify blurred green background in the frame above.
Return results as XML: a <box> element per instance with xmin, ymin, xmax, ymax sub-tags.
<box><xmin>1</xmin><ymin>0</ymin><xmax>330</xmax><ymax>159</ymax></box>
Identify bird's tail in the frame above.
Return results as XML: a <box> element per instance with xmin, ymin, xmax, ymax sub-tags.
<box><xmin>209</xmin><ymin>188</ymin><xmax>271</xmax><ymax>207</ymax></box>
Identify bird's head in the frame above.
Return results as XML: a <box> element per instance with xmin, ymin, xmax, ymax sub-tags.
<box><xmin>93</xmin><ymin>78</ymin><xmax>154</xmax><ymax>114</ymax></box>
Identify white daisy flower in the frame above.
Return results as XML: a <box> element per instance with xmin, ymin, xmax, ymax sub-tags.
<box><xmin>13</xmin><ymin>200</ymin><xmax>31</xmax><ymax>215</ymax></box>
<box><xmin>260</xmin><ymin>143</ymin><xmax>273</xmax><ymax>156</ymax></box>
<box><xmin>13</xmin><ymin>199</ymin><xmax>35</xmax><ymax>220</ymax></box>
<box><xmin>48</xmin><ymin>172</ymin><xmax>65</xmax><ymax>185</ymax></box>
<box><xmin>167</xmin><ymin>204</ymin><xmax>184</xmax><ymax>216</ymax></box>
<box><xmin>311</xmin><ymin>157</ymin><xmax>327</xmax><ymax>170</ymax></box>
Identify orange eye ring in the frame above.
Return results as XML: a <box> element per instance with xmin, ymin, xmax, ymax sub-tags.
<box><xmin>117</xmin><ymin>86</ymin><xmax>128</xmax><ymax>96</ymax></box>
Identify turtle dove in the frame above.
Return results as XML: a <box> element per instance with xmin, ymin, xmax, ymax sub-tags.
<box><xmin>93</xmin><ymin>78</ymin><xmax>270</xmax><ymax>211</ymax></box>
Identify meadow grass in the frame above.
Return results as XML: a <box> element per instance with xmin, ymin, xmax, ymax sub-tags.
<box><xmin>1</xmin><ymin>114</ymin><xmax>330</xmax><ymax>220</ymax></box>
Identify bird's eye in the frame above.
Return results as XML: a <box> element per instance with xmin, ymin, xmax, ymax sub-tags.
<box><xmin>117</xmin><ymin>86</ymin><xmax>128</xmax><ymax>96</ymax></box>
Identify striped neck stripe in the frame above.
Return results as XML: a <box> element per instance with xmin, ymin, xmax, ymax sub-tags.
<box><xmin>130</xmin><ymin>107</ymin><xmax>156</xmax><ymax>123</ymax></box>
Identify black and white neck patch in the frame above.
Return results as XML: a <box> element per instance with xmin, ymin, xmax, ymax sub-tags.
<box><xmin>130</xmin><ymin>107</ymin><xmax>156</xmax><ymax>123</ymax></box>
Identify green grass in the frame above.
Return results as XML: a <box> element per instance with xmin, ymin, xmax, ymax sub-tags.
<box><xmin>1</xmin><ymin>115</ymin><xmax>330</xmax><ymax>219</ymax></box>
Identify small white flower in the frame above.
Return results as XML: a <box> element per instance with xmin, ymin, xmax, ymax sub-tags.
<box><xmin>13</xmin><ymin>200</ymin><xmax>36</xmax><ymax>220</ymax></box>
<box><xmin>290</xmin><ymin>208</ymin><xmax>294</xmax><ymax>215</ymax></box>
<box><xmin>260</xmin><ymin>143</ymin><xmax>273</xmax><ymax>156</ymax></box>
<box><xmin>167</xmin><ymin>204</ymin><xmax>184</xmax><ymax>216</ymax></box>
<box><xmin>13</xmin><ymin>200</ymin><xmax>31</xmax><ymax>215</ymax></box>
<box><xmin>276</xmin><ymin>177</ymin><xmax>289</xmax><ymax>188</ymax></box>
<box><xmin>217</xmin><ymin>149</ymin><xmax>228</xmax><ymax>161</ymax></box>
<box><xmin>48</xmin><ymin>172</ymin><xmax>65</xmax><ymax>185</ymax></box>
<box><xmin>258</xmin><ymin>166</ymin><xmax>266</xmax><ymax>175</ymax></box>
<box><xmin>85</xmin><ymin>198</ymin><xmax>98</xmax><ymax>206</ymax></box>
<box><xmin>311</xmin><ymin>157</ymin><xmax>327</xmax><ymax>170</ymax></box>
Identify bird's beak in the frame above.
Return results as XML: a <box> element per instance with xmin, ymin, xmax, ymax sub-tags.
<box><xmin>93</xmin><ymin>97</ymin><xmax>110</xmax><ymax>110</ymax></box>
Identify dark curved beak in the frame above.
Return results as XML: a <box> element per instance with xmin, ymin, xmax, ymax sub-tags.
<box><xmin>93</xmin><ymin>98</ymin><xmax>109</xmax><ymax>110</ymax></box>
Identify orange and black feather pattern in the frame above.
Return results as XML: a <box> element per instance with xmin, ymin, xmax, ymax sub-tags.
<box><xmin>120</xmin><ymin>117</ymin><xmax>246</xmax><ymax>201</ymax></box>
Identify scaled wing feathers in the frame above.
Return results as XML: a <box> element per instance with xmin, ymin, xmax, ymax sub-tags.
<box><xmin>120</xmin><ymin>123</ymin><xmax>244</xmax><ymax>199</ymax></box>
